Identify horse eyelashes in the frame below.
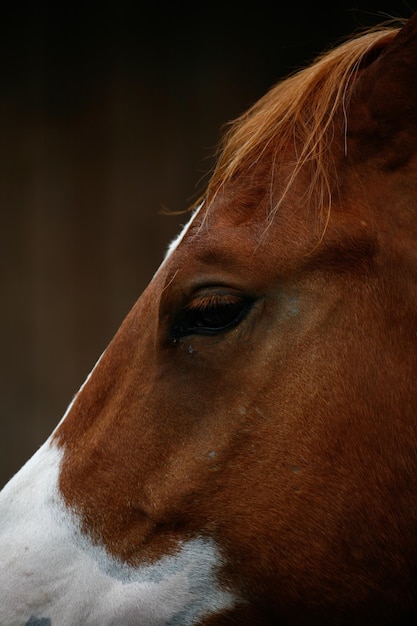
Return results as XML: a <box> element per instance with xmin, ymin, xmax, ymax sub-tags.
<box><xmin>171</xmin><ymin>292</ymin><xmax>255</xmax><ymax>339</ymax></box>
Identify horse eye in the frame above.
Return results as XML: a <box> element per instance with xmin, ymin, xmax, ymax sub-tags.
<box><xmin>171</xmin><ymin>292</ymin><xmax>254</xmax><ymax>339</ymax></box>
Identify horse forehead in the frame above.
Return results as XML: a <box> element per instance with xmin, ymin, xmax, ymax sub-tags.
<box><xmin>177</xmin><ymin>183</ymin><xmax>324</xmax><ymax>271</ymax></box>
<box><xmin>168</xmin><ymin>205</ymin><xmax>278</xmax><ymax>274</ymax></box>
<box><xmin>169</xmin><ymin>217</ymin><xmax>310</xmax><ymax>284</ymax></box>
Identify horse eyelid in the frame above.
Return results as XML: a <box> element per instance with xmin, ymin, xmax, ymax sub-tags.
<box><xmin>171</xmin><ymin>294</ymin><xmax>255</xmax><ymax>339</ymax></box>
<box><xmin>185</xmin><ymin>292</ymin><xmax>245</xmax><ymax>312</ymax></box>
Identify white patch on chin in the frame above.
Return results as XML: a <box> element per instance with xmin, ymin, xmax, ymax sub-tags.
<box><xmin>0</xmin><ymin>440</ymin><xmax>235</xmax><ymax>626</ymax></box>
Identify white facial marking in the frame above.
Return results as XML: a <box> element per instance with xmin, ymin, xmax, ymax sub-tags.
<box><xmin>0</xmin><ymin>439</ymin><xmax>235</xmax><ymax>626</ymax></box>
<box><xmin>164</xmin><ymin>202</ymin><xmax>204</xmax><ymax>261</ymax></box>
<box><xmin>53</xmin><ymin>350</ymin><xmax>106</xmax><ymax>431</ymax></box>
<box><xmin>0</xmin><ymin>200</ymin><xmax>236</xmax><ymax>625</ymax></box>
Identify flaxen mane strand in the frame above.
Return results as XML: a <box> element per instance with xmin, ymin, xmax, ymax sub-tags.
<box><xmin>205</xmin><ymin>23</ymin><xmax>402</xmax><ymax>220</ymax></box>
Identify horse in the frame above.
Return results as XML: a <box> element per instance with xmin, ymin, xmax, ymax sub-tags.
<box><xmin>2</xmin><ymin>11</ymin><xmax>417</xmax><ymax>625</ymax></box>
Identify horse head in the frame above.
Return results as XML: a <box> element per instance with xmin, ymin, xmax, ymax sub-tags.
<box><xmin>2</xmin><ymin>12</ymin><xmax>417</xmax><ymax>626</ymax></box>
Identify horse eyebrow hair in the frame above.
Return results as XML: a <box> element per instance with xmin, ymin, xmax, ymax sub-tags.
<box><xmin>198</xmin><ymin>23</ymin><xmax>400</xmax><ymax>223</ymax></box>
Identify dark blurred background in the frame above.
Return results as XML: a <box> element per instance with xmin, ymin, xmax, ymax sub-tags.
<box><xmin>0</xmin><ymin>1</ymin><xmax>412</xmax><ymax>485</ymax></box>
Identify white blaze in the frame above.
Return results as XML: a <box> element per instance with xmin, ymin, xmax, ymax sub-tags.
<box><xmin>163</xmin><ymin>202</ymin><xmax>204</xmax><ymax>262</ymax></box>
<box><xmin>0</xmin><ymin>204</ymin><xmax>236</xmax><ymax>624</ymax></box>
<box><xmin>0</xmin><ymin>440</ymin><xmax>235</xmax><ymax>625</ymax></box>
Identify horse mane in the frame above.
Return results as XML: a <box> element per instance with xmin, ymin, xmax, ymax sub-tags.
<box><xmin>203</xmin><ymin>21</ymin><xmax>403</xmax><ymax>221</ymax></box>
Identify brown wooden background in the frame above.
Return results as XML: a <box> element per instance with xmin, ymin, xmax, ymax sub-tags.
<box><xmin>1</xmin><ymin>2</ymin><xmax>409</xmax><ymax>486</ymax></box>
